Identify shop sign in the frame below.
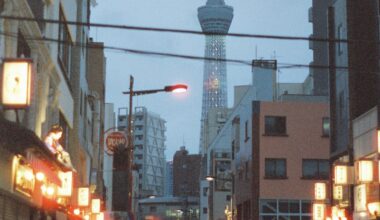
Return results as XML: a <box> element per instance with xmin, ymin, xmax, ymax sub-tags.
<box><xmin>105</xmin><ymin>131</ymin><xmax>127</xmax><ymax>155</ymax></box>
<box><xmin>357</xmin><ymin>160</ymin><xmax>373</xmax><ymax>182</ymax></box>
<box><xmin>314</xmin><ymin>182</ymin><xmax>326</xmax><ymax>200</ymax></box>
<box><xmin>334</xmin><ymin>165</ymin><xmax>348</xmax><ymax>184</ymax></box>
<box><xmin>1</xmin><ymin>58</ymin><xmax>33</xmax><ymax>108</ymax></box>
<box><xmin>57</xmin><ymin>171</ymin><xmax>73</xmax><ymax>197</ymax></box>
<box><xmin>312</xmin><ymin>203</ymin><xmax>325</xmax><ymax>220</ymax></box>
<box><xmin>14</xmin><ymin>157</ymin><xmax>35</xmax><ymax>197</ymax></box>
<box><xmin>91</xmin><ymin>198</ymin><xmax>101</xmax><ymax>213</ymax></box>
<box><xmin>78</xmin><ymin>187</ymin><xmax>90</xmax><ymax>207</ymax></box>
<box><xmin>214</xmin><ymin>159</ymin><xmax>232</xmax><ymax>191</ymax></box>
<box><xmin>333</xmin><ymin>185</ymin><xmax>343</xmax><ymax>200</ymax></box>
<box><xmin>355</xmin><ymin>184</ymin><xmax>367</xmax><ymax>212</ymax></box>
<box><xmin>95</xmin><ymin>212</ymin><xmax>104</xmax><ymax>220</ymax></box>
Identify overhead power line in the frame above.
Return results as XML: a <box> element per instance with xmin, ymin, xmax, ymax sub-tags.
<box><xmin>0</xmin><ymin>15</ymin><xmax>355</xmax><ymax>43</ymax></box>
<box><xmin>0</xmin><ymin>30</ymin><xmax>350</xmax><ymax>71</ymax></box>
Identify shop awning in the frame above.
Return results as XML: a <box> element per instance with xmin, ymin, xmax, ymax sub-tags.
<box><xmin>28</xmin><ymin>154</ymin><xmax>61</xmax><ymax>186</ymax></box>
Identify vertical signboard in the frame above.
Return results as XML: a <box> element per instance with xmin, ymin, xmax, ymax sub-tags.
<box><xmin>354</xmin><ymin>184</ymin><xmax>367</xmax><ymax>212</ymax></box>
<box><xmin>57</xmin><ymin>171</ymin><xmax>73</xmax><ymax>196</ymax></box>
<box><xmin>314</xmin><ymin>183</ymin><xmax>326</xmax><ymax>200</ymax></box>
<box><xmin>1</xmin><ymin>59</ymin><xmax>32</xmax><ymax>108</ymax></box>
<box><xmin>78</xmin><ymin>187</ymin><xmax>90</xmax><ymax>207</ymax></box>
<box><xmin>214</xmin><ymin>159</ymin><xmax>232</xmax><ymax>191</ymax></box>
<box><xmin>312</xmin><ymin>204</ymin><xmax>325</xmax><ymax>220</ymax></box>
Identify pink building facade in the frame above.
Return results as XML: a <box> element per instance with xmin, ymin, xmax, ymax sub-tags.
<box><xmin>234</xmin><ymin>100</ymin><xmax>330</xmax><ymax>220</ymax></box>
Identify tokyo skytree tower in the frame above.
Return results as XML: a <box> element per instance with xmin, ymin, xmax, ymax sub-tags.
<box><xmin>198</xmin><ymin>0</ymin><xmax>233</xmax><ymax>153</ymax></box>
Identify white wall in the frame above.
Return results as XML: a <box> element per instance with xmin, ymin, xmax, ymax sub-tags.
<box><xmin>103</xmin><ymin>103</ymin><xmax>115</xmax><ymax>211</ymax></box>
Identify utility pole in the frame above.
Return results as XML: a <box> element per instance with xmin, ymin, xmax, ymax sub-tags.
<box><xmin>127</xmin><ymin>75</ymin><xmax>135</xmax><ymax>220</ymax></box>
<box><xmin>121</xmin><ymin>76</ymin><xmax>187</xmax><ymax>220</ymax></box>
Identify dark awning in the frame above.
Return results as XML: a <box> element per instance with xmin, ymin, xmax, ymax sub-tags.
<box><xmin>0</xmin><ymin>116</ymin><xmax>70</xmax><ymax>171</ymax></box>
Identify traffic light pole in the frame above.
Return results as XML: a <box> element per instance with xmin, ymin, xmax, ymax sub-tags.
<box><xmin>127</xmin><ymin>75</ymin><xmax>135</xmax><ymax>220</ymax></box>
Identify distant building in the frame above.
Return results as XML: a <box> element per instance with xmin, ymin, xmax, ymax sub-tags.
<box><xmin>116</xmin><ymin>106</ymin><xmax>166</xmax><ymax>198</ymax></box>
<box><xmin>173</xmin><ymin>146</ymin><xmax>201</xmax><ymax>197</ymax></box>
<box><xmin>138</xmin><ymin>196</ymin><xmax>199</xmax><ymax>220</ymax></box>
<box><xmin>202</xmin><ymin>108</ymin><xmax>231</xmax><ymax>155</ymax></box>
<box><xmin>165</xmin><ymin>161</ymin><xmax>174</xmax><ymax>196</ymax></box>
<box><xmin>308</xmin><ymin>0</ymin><xmax>329</xmax><ymax>96</ymax></box>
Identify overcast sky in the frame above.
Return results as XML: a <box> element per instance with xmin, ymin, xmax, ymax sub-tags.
<box><xmin>91</xmin><ymin>0</ymin><xmax>312</xmax><ymax>159</ymax></box>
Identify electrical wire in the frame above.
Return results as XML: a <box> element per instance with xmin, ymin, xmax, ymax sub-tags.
<box><xmin>0</xmin><ymin>15</ymin><xmax>357</xmax><ymax>44</ymax></box>
<box><xmin>0</xmin><ymin>30</ymin><xmax>350</xmax><ymax>71</ymax></box>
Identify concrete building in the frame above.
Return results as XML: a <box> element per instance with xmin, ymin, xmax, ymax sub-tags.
<box><xmin>173</xmin><ymin>146</ymin><xmax>201</xmax><ymax>197</ymax></box>
<box><xmin>200</xmin><ymin>60</ymin><xmax>277</xmax><ymax>220</ymax></box>
<box><xmin>133</xmin><ymin>107</ymin><xmax>166</xmax><ymax>197</ymax></box>
<box><xmin>308</xmin><ymin>0</ymin><xmax>329</xmax><ymax>96</ymax></box>
<box><xmin>86</xmin><ymin>39</ymin><xmax>107</xmax><ymax>199</ymax></box>
<box><xmin>165</xmin><ymin>161</ymin><xmax>174</xmax><ymax>196</ymax></box>
<box><xmin>116</xmin><ymin>106</ymin><xmax>167</xmax><ymax>213</ymax></box>
<box><xmin>103</xmin><ymin>103</ymin><xmax>115</xmax><ymax>212</ymax></box>
<box><xmin>198</xmin><ymin>0</ymin><xmax>233</xmax><ymax>153</ymax></box>
<box><xmin>138</xmin><ymin>196</ymin><xmax>199</xmax><ymax>220</ymax></box>
<box><xmin>202</xmin><ymin>59</ymin><xmax>330</xmax><ymax>220</ymax></box>
<box><xmin>246</xmin><ymin>100</ymin><xmax>329</xmax><ymax>220</ymax></box>
<box><xmin>0</xmin><ymin>0</ymin><xmax>104</xmax><ymax>219</ymax></box>
<box><xmin>315</xmin><ymin>1</ymin><xmax>380</xmax><ymax>219</ymax></box>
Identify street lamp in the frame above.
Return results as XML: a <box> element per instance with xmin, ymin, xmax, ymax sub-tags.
<box><xmin>121</xmin><ymin>75</ymin><xmax>188</xmax><ymax>220</ymax></box>
<box><xmin>122</xmin><ymin>83</ymin><xmax>188</xmax><ymax>95</ymax></box>
<box><xmin>205</xmin><ymin>175</ymin><xmax>216</xmax><ymax>182</ymax></box>
<box><xmin>205</xmin><ymin>173</ymin><xmax>234</xmax><ymax>220</ymax></box>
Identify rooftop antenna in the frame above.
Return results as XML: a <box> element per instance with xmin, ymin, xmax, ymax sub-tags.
<box><xmin>255</xmin><ymin>45</ymin><xmax>258</xmax><ymax>59</ymax></box>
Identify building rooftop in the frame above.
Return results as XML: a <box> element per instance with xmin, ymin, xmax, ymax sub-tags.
<box><xmin>139</xmin><ymin>196</ymin><xmax>199</xmax><ymax>205</ymax></box>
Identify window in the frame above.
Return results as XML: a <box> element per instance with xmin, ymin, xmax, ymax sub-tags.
<box><xmin>80</xmin><ymin>90</ymin><xmax>83</xmax><ymax>116</ymax></box>
<box><xmin>203</xmin><ymin>187</ymin><xmax>208</xmax><ymax>196</ymax></box>
<box><xmin>58</xmin><ymin>6</ymin><xmax>72</xmax><ymax>77</ymax></box>
<box><xmin>337</xmin><ymin>24</ymin><xmax>343</xmax><ymax>55</ymax></box>
<box><xmin>243</xmin><ymin>200</ymin><xmax>251</xmax><ymax>220</ymax></box>
<box><xmin>231</xmin><ymin>140</ymin><xmax>235</xmax><ymax>160</ymax></box>
<box><xmin>59</xmin><ymin>112</ymin><xmax>69</xmax><ymax>150</ymax></box>
<box><xmin>232</xmin><ymin>116</ymin><xmax>240</xmax><ymax>153</ymax></box>
<box><xmin>260</xmin><ymin>199</ymin><xmax>312</xmax><ymax>219</ymax></box>
<box><xmin>203</xmin><ymin>207</ymin><xmax>208</xmax><ymax>214</ymax></box>
<box><xmin>149</xmin><ymin>206</ymin><xmax>157</xmax><ymax>212</ymax></box>
<box><xmin>244</xmin><ymin>120</ymin><xmax>249</xmax><ymax>142</ymax></box>
<box><xmin>17</xmin><ymin>31</ymin><xmax>31</xmax><ymax>58</ymax></box>
<box><xmin>27</xmin><ymin>0</ymin><xmax>45</xmax><ymax>32</ymax></box>
<box><xmin>302</xmin><ymin>159</ymin><xmax>329</xmax><ymax>179</ymax></box>
<box><xmin>245</xmin><ymin>161</ymin><xmax>249</xmax><ymax>180</ymax></box>
<box><xmin>135</xmin><ymin>145</ymin><xmax>143</xmax><ymax>150</ymax></box>
<box><xmin>322</xmin><ymin>117</ymin><xmax>330</xmax><ymax>137</ymax></box>
<box><xmin>279</xmin><ymin>200</ymin><xmax>300</xmax><ymax>214</ymax></box>
<box><xmin>301</xmin><ymin>200</ymin><xmax>311</xmax><ymax>214</ymax></box>
<box><xmin>265</xmin><ymin>158</ymin><xmax>287</xmax><ymax>178</ymax></box>
<box><xmin>265</xmin><ymin>116</ymin><xmax>287</xmax><ymax>135</ymax></box>
<box><xmin>237</xmin><ymin>204</ymin><xmax>242</xmax><ymax>220</ymax></box>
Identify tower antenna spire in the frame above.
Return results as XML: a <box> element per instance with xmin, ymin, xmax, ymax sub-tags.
<box><xmin>197</xmin><ymin>0</ymin><xmax>233</xmax><ymax>153</ymax></box>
